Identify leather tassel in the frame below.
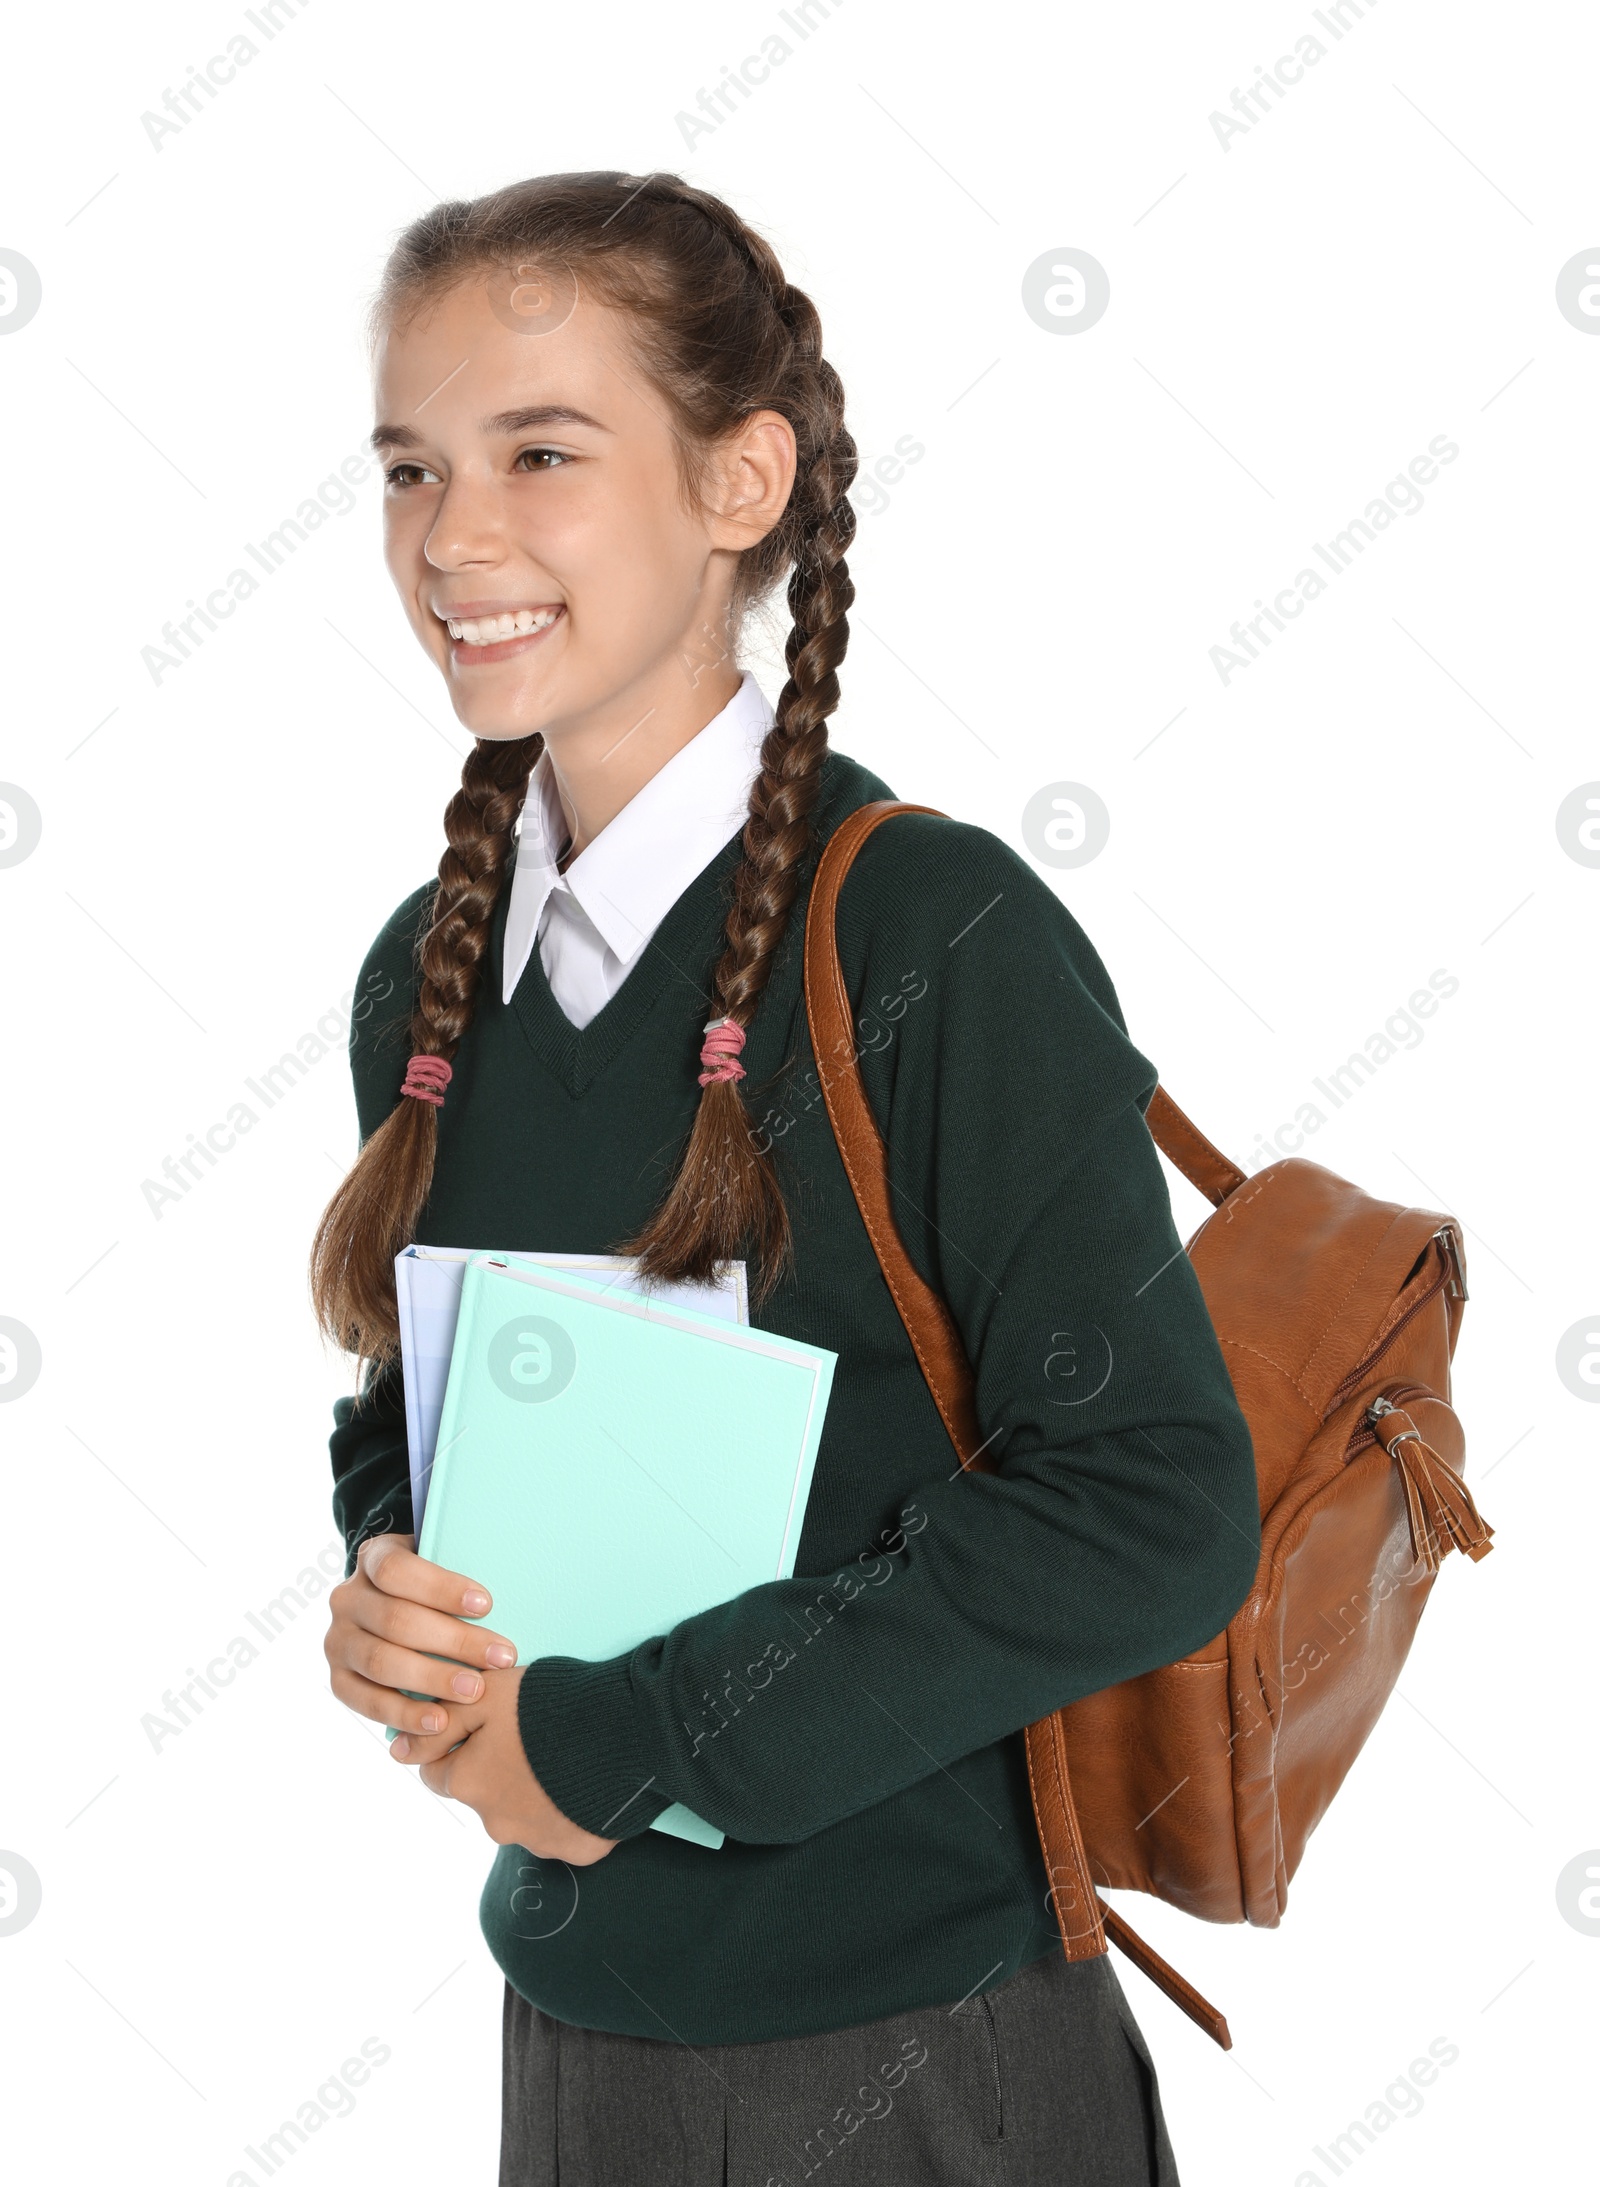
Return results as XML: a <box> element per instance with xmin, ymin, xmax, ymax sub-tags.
<box><xmin>1392</xmin><ymin>1443</ymin><xmax>1440</xmax><ymax>1575</ymax></box>
<box><xmin>1411</xmin><ymin>1440</ymin><xmax>1495</xmax><ymax>1563</ymax></box>
<box><xmin>1374</xmin><ymin>1412</ymin><xmax>1495</xmax><ymax>1570</ymax></box>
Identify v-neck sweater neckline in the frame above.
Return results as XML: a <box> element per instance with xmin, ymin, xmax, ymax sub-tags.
<box><xmin>498</xmin><ymin>826</ymin><xmax>744</xmax><ymax>1097</ymax></box>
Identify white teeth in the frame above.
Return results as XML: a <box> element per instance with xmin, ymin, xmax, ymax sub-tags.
<box><xmin>445</xmin><ymin>607</ymin><xmax>561</xmax><ymax>646</ymax></box>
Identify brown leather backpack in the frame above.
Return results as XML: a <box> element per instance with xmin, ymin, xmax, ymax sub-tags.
<box><xmin>803</xmin><ymin>802</ymin><xmax>1494</xmax><ymax>2050</ymax></box>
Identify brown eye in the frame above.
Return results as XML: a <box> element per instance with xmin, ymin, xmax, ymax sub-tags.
<box><xmin>514</xmin><ymin>447</ymin><xmax>569</xmax><ymax>472</ymax></box>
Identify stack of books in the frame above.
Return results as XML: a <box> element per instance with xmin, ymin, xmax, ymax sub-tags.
<box><xmin>388</xmin><ymin>1246</ymin><xmax>837</xmax><ymax>1848</ymax></box>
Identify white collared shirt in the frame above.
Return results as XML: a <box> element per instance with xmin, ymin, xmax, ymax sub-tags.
<box><xmin>502</xmin><ymin>668</ymin><xmax>775</xmax><ymax>1025</ymax></box>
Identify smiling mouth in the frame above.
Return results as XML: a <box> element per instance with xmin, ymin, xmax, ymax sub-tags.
<box><xmin>442</xmin><ymin>605</ymin><xmax>565</xmax><ymax>646</ymax></box>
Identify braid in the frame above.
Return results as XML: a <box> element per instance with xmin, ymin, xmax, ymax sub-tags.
<box><xmin>414</xmin><ymin>732</ymin><xmax>543</xmax><ymax>1061</ymax></box>
<box><xmin>717</xmin><ymin>353</ymin><xmax>857</xmax><ymax>1028</ymax></box>
<box><xmin>614</xmin><ymin>192</ymin><xmax>859</xmax><ymax>1303</ymax></box>
<box><xmin>309</xmin><ymin>732</ymin><xmax>539</xmax><ymax>1378</ymax></box>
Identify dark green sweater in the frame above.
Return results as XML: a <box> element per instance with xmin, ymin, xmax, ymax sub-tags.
<box><xmin>328</xmin><ymin>747</ymin><xmax>1260</xmax><ymax>2045</ymax></box>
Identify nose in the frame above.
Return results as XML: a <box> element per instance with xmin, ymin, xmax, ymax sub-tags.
<box><xmin>423</xmin><ymin>464</ymin><xmax>508</xmax><ymax>573</ymax></box>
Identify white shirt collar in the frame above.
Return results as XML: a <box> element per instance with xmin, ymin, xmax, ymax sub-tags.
<box><xmin>502</xmin><ymin>668</ymin><xmax>775</xmax><ymax>1006</ymax></box>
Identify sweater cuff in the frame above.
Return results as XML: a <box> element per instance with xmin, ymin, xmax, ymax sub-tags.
<box><xmin>516</xmin><ymin>1654</ymin><xmax>674</xmax><ymax>1842</ymax></box>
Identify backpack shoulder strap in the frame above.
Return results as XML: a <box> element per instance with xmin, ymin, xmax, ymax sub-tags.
<box><xmin>802</xmin><ymin>801</ymin><xmax>987</xmax><ymax>1466</ymax></box>
<box><xmin>801</xmin><ymin>797</ymin><xmax>1234</xmax><ymax>2049</ymax></box>
<box><xmin>1145</xmin><ymin>1086</ymin><xmax>1246</xmax><ymax>1207</ymax></box>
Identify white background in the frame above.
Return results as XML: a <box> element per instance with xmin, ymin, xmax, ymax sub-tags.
<box><xmin>1</xmin><ymin>1</ymin><xmax>1594</xmax><ymax>2180</ymax></box>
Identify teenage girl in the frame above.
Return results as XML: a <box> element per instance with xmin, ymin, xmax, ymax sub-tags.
<box><xmin>315</xmin><ymin>170</ymin><xmax>1260</xmax><ymax>2187</ymax></box>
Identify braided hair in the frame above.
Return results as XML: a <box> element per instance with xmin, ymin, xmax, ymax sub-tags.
<box><xmin>309</xmin><ymin>172</ymin><xmax>857</xmax><ymax>1378</ymax></box>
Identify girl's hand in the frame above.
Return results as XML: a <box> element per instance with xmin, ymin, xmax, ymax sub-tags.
<box><xmin>393</xmin><ymin>1667</ymin><xmax>619</xmax><ymax>1865</ymax></box>
<box><xmin>324</xmin><ymin>1530</ymin><xmax>518</xmax><ymax>1741</ymax></box>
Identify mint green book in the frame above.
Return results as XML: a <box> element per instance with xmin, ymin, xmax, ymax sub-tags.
<box><xmin>412</xmin><ymin>1254</ymin><xmax>836</xmax><ymax>1850</ymax></box>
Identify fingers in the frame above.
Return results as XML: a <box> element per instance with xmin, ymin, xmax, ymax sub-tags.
<box><xmin>416</xmin><ymin>1746</ymin><xmax>466</xmax><ymax>1795</ymax></box>
<box><xmin>342</xmin><ymin>1613</ymin><xmax>512</xmax><ymax>1698</ymax></box>
<box><xmin>326</xmin><ymin>1538</ymin><xmax>517</xmax><ymax>1737</ymax></box>
<box><xmin>413</xmin><ymin>1740</ymin><xmax>467</xmax><ymax>1793</ymax></box>
<box><xmin>330</xmin><ymin>1663</ymin><xmax>462</xmax><ymax>1739</ymax></box>
<box><xmin>331</xmin><ymin>1558</ymin><xmax>518</xmax><ymax>1686</ymax></box>
<box><xmin>361</xmin><ymin>1534</ymin><xmax>499</xmax><ymax>1624</ymax></box>
<box><xmin>415</xmin><ymin>1717</ymin><xmax>491</xmax><ymax>1794</ymax></box>
<box><xmin>392</xmin><ymin>1695</ymin><xmax>490</xmax><ymax>1766</ymax></box>
<box><xmin>340</xmin><ymin>1602</ymin><xmax>507</xmax><ymax>1699</ymax></box>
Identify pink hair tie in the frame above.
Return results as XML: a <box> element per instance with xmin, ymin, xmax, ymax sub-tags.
<box><xmin>698</xmin><ymin>1016</ymin><xmax>746</xmax><ymax>1087</ymax></box>
<box><xmin>401</xmin><ymin>1054</ymin><xmax>453</xmax><ymax>1107</ymax></box>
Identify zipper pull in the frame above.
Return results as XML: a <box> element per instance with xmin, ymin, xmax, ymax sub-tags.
<box><xmin>1368</xmin><ymin>1392</ymin><xmax>1424</xmax><ymax>1446</ymax></box>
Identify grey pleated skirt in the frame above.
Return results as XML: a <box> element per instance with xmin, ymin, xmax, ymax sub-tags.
<box><xmin>499</xmin><ymin>1945</ymin><xmax>1180</xmax><ymax>2185</ymax></box>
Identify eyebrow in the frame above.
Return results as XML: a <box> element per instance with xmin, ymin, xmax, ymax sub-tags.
<box><xmin>370</xmin><ymin>403</ymin><xmax>611</xmax><ymax>452</ymax></box>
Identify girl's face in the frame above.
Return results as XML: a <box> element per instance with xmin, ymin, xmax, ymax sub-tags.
<box><xmin>372</xmin><ymin>273</ymin><xmax>794</xmax><ymax>745</ymax></box>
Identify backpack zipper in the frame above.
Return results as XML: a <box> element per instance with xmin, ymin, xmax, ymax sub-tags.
<box><xmin>1322</xmin><ymin>1227</ymin><xmax>1460</xmax><ymax>1417</ymax></box>
<box><xmin>1344</xmin><ymin>1380</ymin><xmax>1434</xmax><ymax>1460</ymax></box>
<box><xmin>1439</xmin><ymin>1223</ymin><xmax>1468</xmax><ymax>1301</ymax></box>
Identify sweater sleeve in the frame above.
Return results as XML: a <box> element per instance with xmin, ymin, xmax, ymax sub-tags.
<box><xmin>331</xmin><ymin>1357</ymin><xmax>412</xmax><ymax>1578</ymax></box>
<box><xmin>327</xmin><ymin>883</ymin><xmax>433</xmax><ymax>1578</ymax></box>
<box><xmin>516</xmin><ymin>817</ymin><xmax>1262</xmax><ymax>1845</ymax></box>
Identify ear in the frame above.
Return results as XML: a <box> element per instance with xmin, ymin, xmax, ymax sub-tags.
<box><xmin>705</xmin><ymin>409</ymin><xmax>798</xmax><ymax>552</ymax></box>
